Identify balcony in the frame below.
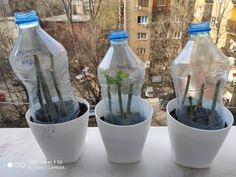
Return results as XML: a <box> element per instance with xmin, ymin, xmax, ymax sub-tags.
<box><xmin>1</xmin><ymin>127</ymin><xmax>236</xmax><ymax>176</ymax></box>
<box><xmin>227</xmin><ymin>20</ymin><xmax>236</xmax><ymax>36</ymax></box>
<box><xmin>152</xmin><ymin>5</ymin><xmax>170</xmax><ymax>13</ymax></box>
<box><xmin>205</xmin><ymin>0</ymin><xmax>213</xmax><ymax>3</ymax></box>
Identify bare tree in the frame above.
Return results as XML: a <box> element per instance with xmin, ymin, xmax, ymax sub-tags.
<box><xmin>0</xmin><ymin>0</ymin><xmax>118</xmax><ymax>127</ymax></box>
<box><xmin>46</xmin><ymin>0</ymin><xmax>118</xmax><ymax>105</ymax></box>
<box><xmin>0</xmin><ymin>1</ymin><xmax>28</xmax><ymax>127</ymax></box>
<box><xmin>8</xmin><ymin>0</ymin><xmax>36</xmax><ymax>14</ymax></box>
<box><xmin>196</xmin><ymin>0</ymin><xmax>232</xmax><ymax>47</ymax></box>
<box><xmin>211</xmin><ymin>0</ymin><xmax>232</xmax><ymax>46</ymax></box>
<box><xmin>149</xmin><ymin>1</ymin><xmax>195</xmax><ymax>95</ymax></box>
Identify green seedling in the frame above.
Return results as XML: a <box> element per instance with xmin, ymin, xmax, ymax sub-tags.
<box><xmin>103</xmin><ymin>69</ymin><xmax>133</xmax><ymax>119</ymax></box>
<box><xmin>181</xmin><ymin>74</ymin><xmax>222</xmax><ymax>127</ymax></box>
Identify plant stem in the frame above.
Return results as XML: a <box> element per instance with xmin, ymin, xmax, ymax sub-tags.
<box><xmin>107</xmin><ymin>85</ymin><xmax>112</xmax><ymax>112</ymax></box>
<box><xmin>127</xmin><ymin>84</ymin><xmax>133</xmax><ymax>114</ymax></box>
<box><xmin>49</xmin><ymin>54</ymin><xmax>67</xmax><ymax>116</ymax></box>
<box><xmin>117</xmin><ymin>84</ymin><xmax>124</xmax><ymax>118</ymax></box>
<box><xmin>188</xmin><ymin>96</ymin><xmax>193</xmax><ymax>118</ymax></box>
<box><xmin>182</xmin><ymin>75</ymin><xmax>191</xmax><ymax>106</ymax></box>
<box><xmin>34</xmin><ymin>55</ymin><xmax>57</xmax><ymax>122</ymax></box>
<box><xmin>197</xmin><ymin>83</ymin><xmax>205</xmax><ymax>109</ymax></box>
<box><xmin>36</xmin><ymin>69</ymin><xmax>49</xmax><ymax>121</ymax></box>
<box><xmin>211</xmin><ymin>80</ymin><xmax>221</xmax><ymax>111</ymax></box>
<box><xmin>230</xmin><ymin>82</ymin><xmax>236</xmax><ymax>125</ymax></box>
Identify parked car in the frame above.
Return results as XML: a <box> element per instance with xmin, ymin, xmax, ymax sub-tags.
<box><xmin>159</xmin><ymin>98</ymin><xmax>170</xmax><ymax>110</ymax></box>
<box><xmin>0</xmin><ymin>92</ymin><xmax>6</xmax><ymax>102</ymax></box>
<box><xmin>145</xmin><ymin>87</ymin><xmax>154</xmax><ymax>98</ymax></box>
<box><xmin>89</xmin><ymin>105</ymin><xmax>95</xmax><ymax>118</ymax></box>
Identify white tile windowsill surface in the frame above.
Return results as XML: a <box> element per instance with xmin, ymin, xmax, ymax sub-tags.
<box><xmin>0</xmin><ymin>127</ymin><xmax>235</xmax><ymax>177</ymax></box>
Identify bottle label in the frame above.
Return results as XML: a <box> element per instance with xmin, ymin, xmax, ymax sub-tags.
<box><xmin>116</xmin><ymin>64</ymin><xmax>135</xmax><ymax>72</ymax></box>
<box><xmin>15</xmin><ymin>47</ymin><xmax>43</xmax><ymax>73</ymax></box>
<box><xmin>16</xmin><ymin>48</ymin><xmax>42</xmax><ymax>57</ymax></box>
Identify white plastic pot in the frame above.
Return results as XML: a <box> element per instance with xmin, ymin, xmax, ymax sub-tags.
<box><xmin>26</xmin><ymin>97</ymin><xmax>89</xmax><ymax>164</ymax></box>
<box><xmin>95</xmin><ymin>99</ymin><xmax>153</xmax><ymax>163</ymax></box>
<box><xmin>167</xmin><ymin>98</ymin><xmax>233</xmax><ymax>168</ymax></box>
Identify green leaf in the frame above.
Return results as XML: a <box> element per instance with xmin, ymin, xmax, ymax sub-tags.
<box><xmin>115</xmin><ymin>70</ymin><xmax>129</xmax><ymax>85</ymax></box>
<box><xmin>106</xmin><ymin>75</ymin><xmax>114</xmax><ymax>85</ymax></box>
<box><xmin>102</xmin><ymin>70</ymin><xmax>114</xmax><ymax>85</ymax></box>
<box><xmin>117</xmin><ymin>70</ymin><xmax>128</xmax><ymax>80</ymax></box>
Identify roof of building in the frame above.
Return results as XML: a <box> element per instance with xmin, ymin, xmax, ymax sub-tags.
<box><xmin>42</xmin><ymin>14</ymin><xmax>90</xmax><ymax>22</ymax></box>
<box><xmin>0</xmin><ymin>16</ymin><xmax>14</xmax><ymax>22</ymax></box>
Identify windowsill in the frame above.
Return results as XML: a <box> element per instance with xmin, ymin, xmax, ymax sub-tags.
<box><xmin>0</xmin><ymin>127</ymin><xmax>235</xmax><ymax>176</ymax></box>
<box><xmin>137</xmin><ymin>39</ymin><xmax>148</xmax><ymax>41</ymax></box>
<box><xmin>156</xmin><ymin>5</ymin><xmax>166</xmax><ymax>7</ymax></box>
<box><xmin>137</xmin><ymin>23</ymin><xmax>148</xmax><ymax>25</ymax></box>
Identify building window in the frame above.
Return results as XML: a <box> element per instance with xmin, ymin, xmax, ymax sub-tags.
<box><xmin>137</xmin><ymin>16</ymin><xmax>148</xmax><ymax>24</ymax></box>
<box><xmin>211</xmin><ymin>17</ymin><xmax>219</xmax><ymax>28</ymax></box>
<box><xmin>229</xmin><ymin>39</ymin><xmax>236</xmax><ymax>53</ymax></box>
<box><xmin>173</xmin><ymin>31</ymin><xmax>182</xmax><ymax>39</ymax></box>
<box><xmin>137</xmin><ymin>48</ymin><xmax>146</xmax><ymax>55</ymax></box>
<box><xmin>72</xmin><ymin>4</ymin><xmax>77</xmax><ymax>15</ymax></box>
<box><xmin>159</xmin><ymin>31</ymin><xmax>169</xmax><ymax>39</ymax></box>
<box><xmin>144</xmin><ymin>61</ymin><xmax>150</xmax><ymax>68</ymax></box>
<box><xmin>84</xmin><ymin>0</ymin><xmax>91</xmax><ymax>14</ymax></box>
<box><xmin>215</xmin><ymin>0</ymin><xmax>224</xmax><ymax>3</ymax></box>
<box><xmin>195</xmin><ymin>6</ymin><xmax>202</xmax><ymax>17</ymax></box>
<box><xmin>138</xmin><ymin>0</ymin><xmax>149</xmax><ymax>7</ymax></box>
<box><xmin>175</xmin><ymin>16</ymin><xmax>181</xmax><ymax>23</ymax></box>
<box><xmin>138</xmin><ymin>32</ymin><xmax>148</xmax><ymax>40</ymax></box>
<box><xmin>157</xmin><ymin>0</ymin><xmax>166</xmax><ymax>6</ymax></box>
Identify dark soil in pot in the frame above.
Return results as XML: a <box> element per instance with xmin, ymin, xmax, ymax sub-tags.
<box><xmin>30</xmin><ymin>101</ymin><xmax>87</xmax><ymax>124</ymax></box>
<box><xmin>101</xmin><ymin>112</ymin><xmax>146</xmax><ymax>126</ymax></box>
<box><xmin>170</xmin><ymin>107</ymin><xmax>227</xmax><ymax>130</ymax></box>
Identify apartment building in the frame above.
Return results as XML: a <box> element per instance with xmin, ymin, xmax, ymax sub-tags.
<box><xmin>193</xmin><ymin>0</ymin><xmax>234</xmax><ymax>48</ymax></box>
<box><xmin>225</xmin><ymin>1</ymin><xmax>236</xmax><ymax>54</ymax></box>
<box><xmin>225</xmin><ymin>1</ymin><xmax>236</xmax><ymax>89</ymax></box>
<box><xmin>124</xmin><ymin>0</ymin><xmax>153</xmax><ymax>67</ymax></box>
<box><xmin>121</xmin><ymin>1</ymin><xmax>195</xmax><ymax>70</ymax></box>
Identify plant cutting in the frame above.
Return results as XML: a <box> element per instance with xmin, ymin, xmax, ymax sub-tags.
<box><xmin>167</xmin><ymin>22</ymin><xmax>233</xmax><ymax>168</ymax></box>
<box><xmin>95</xmin><ymin>30</ymin><xmax>153</xmax><ymax>163</ymax></box>
<box><xmin>9</xmin><ymin>10</ymin><xmax>89</xmax><ymax>163</ymax></box>
<box><xmin>173</xmin><ymin>75</ymin><xmax>225</xmax><ymax>130</ymax></box>
<box><xmin>102</xmin><ymin>69</ymin><xmax>144</xmax><ymax>125</ymax></box>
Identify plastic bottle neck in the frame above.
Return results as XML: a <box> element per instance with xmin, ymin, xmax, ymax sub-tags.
<box><xmin>18</xmin><ymin>21</ymin><xmax>39</xmax><ymax>30</ymax></box>
<box><xmin>189</xmin><ymin>32</ymin><xmax>210</xmax><ymax>39</ymax></box>
<box><xmin>110</xmin><ymin>39</ymin><xmax>128</xmax><ymax>46</ymax></box>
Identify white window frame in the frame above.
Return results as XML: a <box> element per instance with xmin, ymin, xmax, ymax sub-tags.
<box><xmin>137</xmin><ymin>32</ymin><xmax>148</xmax><ymax>40</ymax></box>
<box><xmin>137</xmin><ymin>48</ymin><xmax>147</xmax><ymax>55</ymax></box>
<box><xmin>215</xmin><ymin>0</ymin><xmax>224</xmax><ymax>3</ymax></box>
<box><xmin>173</xmin><ymin>31</ymin><xmax>182</xmax><ymax>39</ymax></box>
<box><xmin>145</xmin><ymin>61</ymin><xmax>150</xmax><ymax>68</ymax></box>
<box><xmin>175</xmin><ymin>16</ymin><xmax>181</xmax><ymax>23</ymax></box>
<box><xmin>137</xmin><ymin>16</ymin><xmax>148</xmax><ymax>24</ymax></box>
<box><xmin>157</xmin><ymin>0</ymin><xmax>166</xmax><ymax>6</ymax></box>
<box><xmin>211</xmin><ymin>16</ymin><xmax>219</xmax><ymax>28</ymax></box>
<box><xmin>195</xmin><ymin>6</ymin><xmax>202</xmax><ymax>17</ymax></box>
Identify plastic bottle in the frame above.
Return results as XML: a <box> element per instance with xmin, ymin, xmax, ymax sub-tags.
<box><xmin>171</xmin><ymin>22</ymin><xmax>230</xmax><ymax>130</ymax></box>
<box><xmin>9</xmin><ymin>10</ymin><xmax>79</xmax><ymax>123</ymax></box>
<box><xmin>97</xmin><ymin>30</ymin><xmax>145</xmax><ymax>125</ymax></box>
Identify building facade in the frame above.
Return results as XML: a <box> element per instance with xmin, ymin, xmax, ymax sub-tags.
<box><xmin>124</xmin><ymin>0</ymin><xmax>153</xmax><ymax>67</ymax></box>
<box><xmin>121</xmin><ymin>0</ymin><xmax>195</xmax><ymax>71</ymax></box>
<box><xmin>193</xmin><ymin>0</ymin><xmax>234</xmax><ymax>48</ymax></box>
<box><xmin>225</xmin><ymin>1</ymin><xmax>236</xmax><ymax>55</ymax></box>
